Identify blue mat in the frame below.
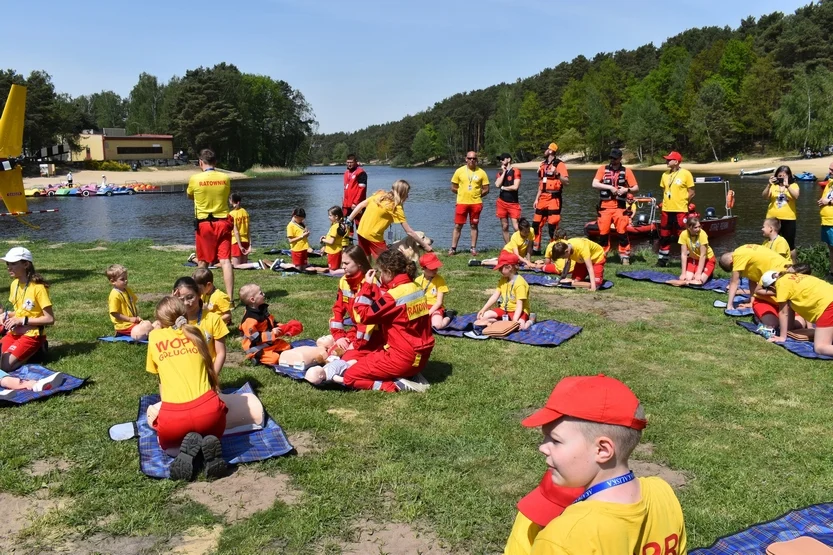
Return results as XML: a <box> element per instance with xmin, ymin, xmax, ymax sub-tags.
<box><xmin>182</xmin><ymin>261</ymin><xmax>258</xmax><ymax>270</ymax></box>
<box><xmin>736</xmin><ymin>321</ymin><xmax>833</xmax><ymax>360</ymax></box>
<box><xmin>524</xmin><ymin>274</ymin><xmax>614</xmax><ymax>290</ymax></box>
<box><xmin>691</xmin><ymin>503</ymin><xmax>833</xmax><ymax>554</ymax></box>
<box><xmin>270</xmin><ymin>339</ymin><xmax>317</xmax><ymax>380</ymax></box>
<box><xmin>0</xmin><ymin>365</ymin><xmax>85</xmax><ymax>405</ymax></box>
<box><xmin>264</xmin><ymin>248</ymin><xmax>323</xmax><ymax>257</ymax></box>
<box><xmin>434</xmin><ymin>313</ymin><xmax>581</xmax><ymax>347</ymax></box>
<box><xmin>137</xmin><ymin>382</ymin><xmax>293</xmax><ymax>479</ymax></box>
<box><xmin>98</xmin><ymin>335</ymin><xmax>148</xmax><ymax>345</ymax></box>
<box><xmin>617</xmin><ymin>270</ymin><xmax>748</xmax><ymax>292</ymax></box>
<box><xmin>714</xmin><ymin>295</ymin><xmax>754</xmax><ymax>317</ymax></box>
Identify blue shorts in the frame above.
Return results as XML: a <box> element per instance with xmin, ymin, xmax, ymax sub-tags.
<box><xmin>821</xmin><ymin>226</ymin><xmax>833</xmax><ymax>246</ymax></box>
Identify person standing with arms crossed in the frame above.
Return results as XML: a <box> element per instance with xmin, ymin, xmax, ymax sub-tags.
<box><xmin>494</xmin><ymin>153</ymin><xmax>522</xmax><ymax>245</ymax></box>
<box><xmin>531</xmin><ymin>143</ymin><xmax>569</xmax><ymax>254</ymax></box>
<box><xmin>187</xmin><ymin>149</ymin><xmax>234</xmax><ymax>302</ymax></box>
<box><xmin>342</xmin><ymin>154</ymin><xmax>367</xmax><ymax>243</ymax></box>
<box><xmin>449</xmin><ymin>151</ymin><xmax>489</xmax><ymax>256</ymax></box>
<box><xmin>656</xmin><ymin>151</ymin><xmax>694</xmax><ymax>267</ymax></box>
<box><xmin>591</xmin><ymin>148</ymin><xmax>638</xmax><ymax>265</ymax></box>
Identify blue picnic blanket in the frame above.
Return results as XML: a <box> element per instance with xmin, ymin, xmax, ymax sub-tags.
<box><xmin>0</xmin><ymin>365</ymin><xmax>85</xmax><ymax>405</ymax></box>
<box><xmin>270</xmin><ymin>339</ymin><xmax>317</xmax><ymax>380</ymax></box>
<box><xmin>736</xmin><ymin>321</ymin><xmax>833</xmax><ymax>360</ymax></box>
<box><xmin>264</xmin><ymin>248</ymin><xmax>323</xmax><ymax>257</ymax></box>
<box><xmin>98</xmin><ymin>335</ymin><xmax>148</xmax><ymax>345</ymax></box>
<box><xmin>691</xmin><ymin>503</ymin><xmax>833</xmax><ymax>554</ymax></box>
<box><xmin>137</xmin><ymin>382</ymin><xmax>293</xmax><ymax>479</ymax></box>
<box><xmin>617</xmin><ymin>270</ymin><xmax>748</xmax><ymax>293</ymax></box>
<box><xmin>434</xmin><ymin>313</ymin><xmax>582</xmax><ymax>347</ymax></box>
<box><xmin>715</xmin><ymin>295</ymin><xmax>754</xmax><ymax>317</ymax></box>
<box><xmin>524</xmin><ymin>274</ymin><xmax>614</xmax><ymax>290</ymax></box>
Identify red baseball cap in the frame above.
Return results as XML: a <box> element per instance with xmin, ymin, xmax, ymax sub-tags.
<box><xmin>663</xmin><ymin>151</ymin><xmax>683</xmax><ymax>162</ymax></box>
<box><xmin>494</xmin><ymin>251</ymin><xmax>520</xmax><ymax>270</ymax></box>
<box><xmin>517</xmin><ymin>469</ymin><xmax>584</xmax><ymax>526</ymax></box>
<box><xmin>419</xmin><ymin>252</ymin><xmax>442</xmax><ymax>270</ymax></box>
<box><xmin>522</xmin><ymin>374</ymin><xmax>647</xmax><ymax>429</ymax></box>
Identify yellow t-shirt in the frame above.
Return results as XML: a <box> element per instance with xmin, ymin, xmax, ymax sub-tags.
<box><xmin>109</xmin><ymin>286</ymin><xmax>138</xmax><ymax>331</ymax></box>
<box><xmin>189</xmin><ymin>311</ymin><xmax>229</xmax><ymax>364</ymax></box>
<box><xmin>732</xmin><ymin>244</ymin><xmax>791</xmax><ymax>284</ymax></box>
<box><xmin>357</xmin><ymin>190</ymin><xmax>406</xmax><ymax>243</ymax></box>
<box><xmin>763</xmin><ymin>235</ymin><xmax>791</xmax><ymax>259</ymax></box>
<box><xmin>187</xmin><ymin>169</ymin><xmax>230</xmax><ymax>219</ymax></box>
<box><xmin>497</xmin><ymin>274</ymin><xmax>530</xmax><ymax>315</ymax></box>
<box><xmin>146</xmin><ymin>327</ymin><xmax>212</xmax><ymax>404</ymax></box>
<box><xmin>774</xmin><ymin>273</ymin><xmax>833</xmax><ymax>323</ymax></box>
<box><xmin>229</xmin><ymin>207</ymin><xmax>250</xmax><ymax>245</ymax></box>
<box><xmin>504</xmin><ymin>512</ymin><xmax>542</xmax><ymax>555</ymax></box>
<box><xmin>568</xmin><ymin>238</ymin><xmax>605</xmax><ymax>265</ymax></box>
<box><xmin>544</xmin><ymin>240</ymin><xmax>574</xmax><ymax>273</ymax></box>
<box><xmin>530</xmin><ymin>477</ymin><xmax>686</xmax><ymax>555</ymax></box>
<box><xmin>287</xmin><ymin>219</ymin><xmax>310</xmax><ymax>252</ymax></box>
<box><xmin>766</xmin><ymin>184</ymin><xmax>797</xmax><ymax>220</ymax></box>
<box><xmin>678</xmin><ymin>229</ymin><xmax>714</xmax><ymax>260</ymax></box>
<box><xmin>202</xmin><ymin>288</ymin><xmax>232</xmax><ymax>319</ymax></box>
<box><xmin>504</xmin><ymin>230</ymin><xmax>536</xmax><ymax>258</ymax></box>
<box><xmin>821</xmin><ymin>181</ymin><xmax>833</xmax><ymax>226</ymax></box>
<box><xmin>451</xmin><ymin>166</ymin><xmax>490</xmax><ymax>205</ymax></box>
<box><xmin>8</xmin><ymin>279</ymin><xmax>51</xmax><ymax>337</ymax></box>
<box><xmin>659</xmin><ymin>168</ymin><xmax>694</xmax><ymax>212</ymax></box>
<box><xmin>323</xmin><ymin>223</ymin><xmax>344</xmax><ymax>255</ymax></box>
<box><xmin>415</xmin><ymin>274</ymin><xmax>449</xmax><ymax>308</ymax></box>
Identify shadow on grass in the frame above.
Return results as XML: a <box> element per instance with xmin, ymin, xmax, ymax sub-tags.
<box><xmin>423</xmin><ymin>361</ymin><xmax>453</xmax><ymax>385</ymax></box>
<box><xmin>43</xmin><ymin>341</ymin><xmax>98</xmax><ymax>362</ymax></box>
<box><xmin>262</xmin><ymin>288</ymin><xmax>289</xmax><ymax>299</ymax></box>
<box><xmin>43</xmin><ymin>268</ymin><xmax>99</xmax><ymax>285</ymax></box>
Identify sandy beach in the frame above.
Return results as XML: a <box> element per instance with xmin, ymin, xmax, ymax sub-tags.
<box><xmin>22</xmin><ymin>167</ymin><xmax>249</xmax><ymax>189</ymax></box>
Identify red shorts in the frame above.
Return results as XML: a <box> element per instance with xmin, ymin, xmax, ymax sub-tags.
<box><xmin>753</xmin><ymin>297</ymin><xmax>778</xmax><ymax>321</ymax></box>
<box><xmin>231</xmin><ymin>241</ymin><xmax>249</xmax><ymax>258</ymax></box>
<box><xmin>1</xmin><ymin>333</ymin><xmax>45</xmax><ymax>363</ymax></box>
<box><xmin>431</xmin><ymin>307</ymin><xmax>446</xmax><ymax>318</ymax></box>
<box><xmin>492</xmin><ymin>307</ymin><xmax>529</xmax><ymax>321</ymax></box>
<box><xmin>195</xmin><ymin>217</ymin><xmax>233</xmax><ymax>263</ymax></box>
<box><xmin>116</xmin><ymin>324</ymin><xmax>136</xmax><ymax>337</ymax></box>
<box><xmin>455</xmin><ymin>203</ymin><xmax>483</xmax><ymax>225</ymax></box>
<box><xmin>291</xmin><ymin>249</ymin><xmax>309</xmax><ymax>267</ymax></box>
<box><xmin>496</xmin><ymin>198</ymin><xmax>521</xmax><ymax>220</ymax></box>
<box><xmin>358</xmin><ymin>235</ymin><xmax>389</xmax><ymax>259</ymax></box>
<box><xmin>152</xmin><ymin>390</ymin><xmax>227</xmax><ymax>451</ymax></box>
<box><xmin>327</xmin><ymin>252</ymin><xmax>342</xmax><ymax>271</ymax></box>
<box><xmin>816</xmin><ymin>302</ymin><xmax>833</xmax><ymax>327</ymax></box>
<box><xmin>685</xmin><ymin>257</ymin><xmax>716</xmax><ymax>278</ymax></box>
<box><xmin>571</xmin><ymin>260</ymin><xmax>606</xmax><ymax>286</ymax></box>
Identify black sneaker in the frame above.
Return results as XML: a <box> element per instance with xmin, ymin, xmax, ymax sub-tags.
<box><xmin>170</xmin><ymin>432</ymin><xmax>202</xmax><ymax>481</ymax></box>
<box><xmin>468</xmin><ymin>259</ymin><xmax>481</xmax><ymax>267</ymax></box>
<box><xmin>445</xmin><ymin>309</ymin><xmax>458</xmax><ymax>321</ymax></box>
<box><xmin>201</xmin><ymin>435</ymin><xmax>228</xmax><ymax>480</ymax></box>
<box><xmin>656</xmin><ymin>258</ymin><xmax>668</xmax><ymax>268</ymax></box>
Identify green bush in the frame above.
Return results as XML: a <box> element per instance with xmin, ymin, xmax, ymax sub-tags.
<box><xmin>796</xmin><ymin>243</ymin><xmax>831</xmax><ymax>277</ymax></box>
<box><xmin>82</xmin><ymin>160</ymin><xmax>131</xmax><ymax>171</ymax></box>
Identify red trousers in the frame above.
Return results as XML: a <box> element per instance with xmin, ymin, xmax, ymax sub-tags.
<box><xmin>342</xmin><ymin>346</ymin><xmax>432</xmax><ymax>392</ymax></box>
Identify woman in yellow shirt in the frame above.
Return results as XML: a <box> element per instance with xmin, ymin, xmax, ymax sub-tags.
<box><xmin>172</xmin><ymin>277</ymin><xmax>229</xmax><ymax>377</ymax></box>
<box><xmin>762</xmin><ymin>166</ymin><xmax>799</xmax><ymax>261</ymax></box>
<box><xmin>762</xmin><ymin>270</ymin><xmax>833</xmax><ymax>357</ymax></box>
<box><xmin>817</xmin><ymin>162</ymin><xmax>833</xmax><ymax>280</ymax></box>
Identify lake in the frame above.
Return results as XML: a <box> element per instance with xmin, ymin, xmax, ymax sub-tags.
<box><xmin>1</xmin><ymin>166</ymin><xmax>825</xmax><ymax>253</ymax></box>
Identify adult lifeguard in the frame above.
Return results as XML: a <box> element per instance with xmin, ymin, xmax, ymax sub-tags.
<box><xmin>657</xmin><ymin>151</ymin><xmax>694</xmax><ymax>267</ymax></box>
<box><xmin>342</xmin><ymin>154</ymin><xmax>367</xmax><ymax>240</ymax></box>
<box><xmin>449</xmin><ymin>151</ymin><xmax>490</xmax><ymax>256</ymax></box>
<box><xmin>532</xmin><ymin>143</ymin><xmax>569</xmax><ymax>254</ymax></box>
<box><xmin>187</xmin><ymin>149</ymin><xmax>234</xmax><ymax>300</ymax></box>
<box><xmin>591</xmin><ymin>148</ymin><xmax>638</xmax><ymax>265</ymax></box>
<box><xmin>494</xmin><ymin>153</ymin><xmax>522</xmax><ymax>245</ymax></box>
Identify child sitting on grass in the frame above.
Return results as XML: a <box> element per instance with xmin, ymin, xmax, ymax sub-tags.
<box><xmin>238</xmin><ymin>283</ymin><xmax>303</xmax><ymax>366</ymax></box>
<box><xmin>547</xmin><ymin>237</ymin><xmax>606</xmax><ymax>291</ymax></box>
<box><xmin>193</xmin><ymin>268</ymin><xmax>233</xmax><ymax>325</ymax></box>
<box><xmin>761</xmin><ymin>217</ymin><xmax>791</xmax><ymax>260</ymax></box>
<box><xmin>106</xmin><ymin>264</ymin><xmax>154</xmax><ymax>341</ymax></box>
<box><xmin>519</xmin><ymin>374</ymin><xmax>686</xmax><ymax>554</ymax></box>
<box><xmin>472</xmin><ymin>218</ymin><xmax>535</xmax><ymax>268</ymax></box>
<box><xmin>675</xmin><ymin>216</ymin><xmax>716</xmax><ymax>285</ymax></box>
<box><xmin>414</xmin><ymin>252</ymin><xmax>455</xmax><ymax>330</ymax></box>
<box><xmin>469</xmin><ymin>251</ymin><xmax>534</xmax><ymax>336</ymax></box>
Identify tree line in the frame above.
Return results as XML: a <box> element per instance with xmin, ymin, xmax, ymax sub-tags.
<box><xmin>313</xmin><ymin>1</ymin><xmax>833</xmax><ymax>166</ymax></box>
<box><xmin>0</xmin><ymin>63</ymin><xmax>316</xmax><ymax>171</ymax></box>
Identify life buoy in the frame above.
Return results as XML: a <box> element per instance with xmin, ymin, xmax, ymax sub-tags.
<box><xmin>726</xmin><ymin>190</ymin><xmax>735</xmax><ymax>209</ymax></box>
<box><xmin>82</xmin><ymin>190</ymin><xmax>90</xmax><ymax>197</ymax></box>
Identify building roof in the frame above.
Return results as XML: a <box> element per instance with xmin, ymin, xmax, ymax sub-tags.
<box><xmin>102</xmin><ymin>134</ymin><xmax>174</xmax><ymax>140</ymax></box>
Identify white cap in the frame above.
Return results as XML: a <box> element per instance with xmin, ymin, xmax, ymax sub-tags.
<box><xmin>1</xmin><ymin>246</ymin><xmax>33</xmax><ymax>263</ymax></box>
<box><xmin>761</xmin><ymin>270</ymin><xmax>779</xmax><ymax>288</ymax></box>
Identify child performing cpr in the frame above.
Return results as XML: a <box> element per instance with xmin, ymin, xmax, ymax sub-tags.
<box><xmin>474</xmin><ymin>251</ymin><xmax>534</xmax><ymax>331</ymax></box>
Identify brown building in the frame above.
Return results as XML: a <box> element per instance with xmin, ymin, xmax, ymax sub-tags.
<box><xmin>70</xmin><ymin>130</ymin><xmax>175</xmax><ymax>162</ymax></box>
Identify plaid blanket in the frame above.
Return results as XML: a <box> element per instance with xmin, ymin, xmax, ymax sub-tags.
<box><xmin>524</xmin><ymin>274</ymin><xmax>614</xmax><ymax>290</ymax></box>
<box><xmin>0</xmin><ymin>365</ymin><xmax>85</xmax><ymax>405</ymax></box>
<box><xmin>617</xmin><ymin>270</ymin><xmax>749</xmax><ymax>293</ymax></box>
<box><xmin>736</xmin><ymin>321</ymin><xmax>833</xmax><ymax>360</ymax></box>
<box><xmin>434</xmin><ymin>313</ymin><xmax>582</xmax><ymax>347</ymax></box>
<box><xmin>98</xmin><ymin>335</ymin><xmax>148</xmax><ymax>344</ymax></box>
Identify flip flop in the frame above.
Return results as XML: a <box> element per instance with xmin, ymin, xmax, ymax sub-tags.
<box><xmin>713</xmin><ymin>300</ymin><xmax>728</xmax><ymax>308</ymax></box>
<box><xmin>109</xmin><ymin>421</ymin><xmax>139</xmax><ymax>441</ymax></box>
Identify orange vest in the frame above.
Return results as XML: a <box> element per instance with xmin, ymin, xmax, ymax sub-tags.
<box><xmin>598</xmin><ymin>164</ymin><xmax>630</xmax><ymax>209</ymax></box>
<box><xmin>537</xmin><ymin>159</ymin><xmax>564</xmax><ymax>195</ymax></box>
<box><xmin>239</xmin><ymin>305</ymin><xmax>290</xmax><ymax>365</ymax></box>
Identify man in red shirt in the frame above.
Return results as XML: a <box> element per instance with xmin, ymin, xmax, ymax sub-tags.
<box><xmin>342</xmin><ymin>154</ymin><xmax>367</xmax><ymax>242</ymax></box>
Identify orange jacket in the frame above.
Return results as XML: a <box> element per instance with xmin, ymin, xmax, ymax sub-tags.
<box><xmin>239</xmin><ymin>304</ymin><xmax>290</xmax><ymax>365</ymax></box>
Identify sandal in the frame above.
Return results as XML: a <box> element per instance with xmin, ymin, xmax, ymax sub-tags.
<box><xmin>470</xmin><ymin>247</ymin><xmax>477</xmax><ymax>256</ymax></box>
<box><xmin>447</xmin><ymin>247</ymin><xmax>457</xmax><ymax>256</ymax></box>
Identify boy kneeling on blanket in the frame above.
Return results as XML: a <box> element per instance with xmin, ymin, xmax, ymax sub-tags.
<box><xmin>238</xmin><ymin>284</ymin><xmax>303</xmax><ymax>365</ymax></box>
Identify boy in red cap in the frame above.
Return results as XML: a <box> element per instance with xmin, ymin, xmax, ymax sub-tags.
<box><xmin>414</xmin><ymin>252</ymin><xmax>456</xmax><ymax>330</ymax></box>
<box><xmin>520</xmin><ymin>374</ymin><xmax>686</xmax><ymax>555</ymax></box>
<box><xmin>471</xmin><ymin>252</ymin><xmax>534</xmax><ymax>335</ymax></box>
<box><xmin>657</xmin><ymin>151</ymin><xmax>695</xmax><ymax>267</ymax></box>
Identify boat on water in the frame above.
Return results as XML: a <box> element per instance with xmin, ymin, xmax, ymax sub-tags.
<box><xmin>739</xmin><ymin>167</ymin><xmax>775</xmax><ymax>176</ymax></box>
<box><xmin>795</xmin><ymin>171</ymin><xmax>817</xmax><ymax>181</ymax></box>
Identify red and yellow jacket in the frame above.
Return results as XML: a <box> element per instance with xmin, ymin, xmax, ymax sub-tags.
<box><xmin>353</xmin><ymin>274</ymin><xmax>434</xmax><ymax>362</ymax></box>
<box><xmin>239</xmin><ymin>304</ymin><xmax>292</xmax><ymax>366</ymax></box>
<box><xmin>329</xmin><ymin>272</ymin><xmax>378</xmax><ymax>348</ymax></box>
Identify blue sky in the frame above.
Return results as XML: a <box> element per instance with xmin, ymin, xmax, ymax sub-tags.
<box><xmin>4</xmin><ymin>0</ymin><xmax>809</xmax><ymax>134</ymax></box>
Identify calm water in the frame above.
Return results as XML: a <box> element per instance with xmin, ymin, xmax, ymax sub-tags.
<box><xmin>1</xmin><ymin>166</ymin><xmax>825</xmax><ymax>252</ymax></box>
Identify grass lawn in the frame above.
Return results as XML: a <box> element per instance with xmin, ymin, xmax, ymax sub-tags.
<box><xmin>2</xmin><ymin>240</ymin><xmax>832</xmax><ymax>554</ymax></box>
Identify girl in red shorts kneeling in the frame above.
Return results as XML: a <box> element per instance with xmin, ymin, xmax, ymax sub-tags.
<box><xmin>761</xmin><ymin>270</ymin><xmax>833</xmax><ymax>357</ymax></box>
<box><xmin>677</xmin><ymin>217</ymin><xmax>716</xmax><ymax>285</ymax></box>
<box><xmin>146</xmin><ymin>296</ymin><xmax>228</xmax><ymax>480</ymax></box>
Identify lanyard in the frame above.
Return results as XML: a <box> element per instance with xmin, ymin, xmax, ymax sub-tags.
<box><xmin>500</xmin><ymin>275</ymin><xmax>517</xmax><ymax>311</ymax></box>
<box><xmin>421</xmin><ymin>276</ymin><xmax>434</xmax><ymax>294</ymax></box>
<box><xmin>574</xmin><ymin>471</ymin><xmax>635</xmax><ymax>503</ymax></box>
<box><xmin>116</xmin><ymin>288</ymin><xmax>137</xmax><ymax>317</ymax></box>
<box><xmin>190</xmin><ymin>307</ymin><xmax>203</xmax><ymax>327</ymax></box>
<box><xmin>13</xmin><ymin>280</ymin><xmax>29</xmax><ymax>310</ymax></box>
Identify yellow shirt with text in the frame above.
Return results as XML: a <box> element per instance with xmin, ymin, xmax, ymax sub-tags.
<box><xmin>187</xmin><ymin>169</ymin><xmax>230</xmax><ymax>219</ymax></box>
<box><xmin>287</xmin><ymin>219</ymin><xmax>310</xmax><ymax>252</ymax></box>
<box><xmin>774</xmin><ymin>273</ymin><xmax>833</xmax><ymax>323</ymax></box>
<box><xmin>415</xmin><ymin>274</ymin><xmax>449</xmax><ymax>308</ymax></box>
<box><xmin>504</xmin><ymin>230</ymin><xmax>536</xmax><ymax>258</ymax></box>
<box><xmin>109</xmin><ymin>286</ymin><xmax>138</xmax><ymax>331</ymax></box>
<box><xmin>451</xmin><ymin>166</ymin><xmax>490</xmax><ymax>205</ymax></box>
<box><xmin>8</xmin><ymin>279</ymin><xmax>51</xmax><ymax>337</ymax></box>
<box><xmin>357</xmin><ymin>190</ymin><xmax>406</xmax><ymax>243</ymax></box>
<box><xmin>766</xmin><ymin>184</ymin><xmax>798</xmax><ymax>220</ymax></box>
<box><xmin>821</xmin><ymin>181</ymin><xmax>833</xmax><ymax>226</ymax></box>
<box><xmin>659</xmin><ymin>168</ymin><xmax>694</xmax><ymax>212</ymax></box>
<box><xmin>229</xmin><ymin>207</ymin><xmax>250</xmax><ymax>245</ymax></box>
<box><xmin>678</xmin><ymin>229</ymin><xmax>714</xmax><ymax>260</ymax></box>
<box><xmin>146</xmin><ymin>327</ymin><xmax>212</xmax><ymax>404</ymax></box>
<box><xmin>497</xmin><ymin>275</ymin><xmax>530</xmax><ymax>315</ymax></box>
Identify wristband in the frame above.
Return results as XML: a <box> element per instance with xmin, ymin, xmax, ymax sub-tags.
<box><xmin>23</xmin><ymin>316</ymin><xmax>28</xmax><ymax>326</ymax></box>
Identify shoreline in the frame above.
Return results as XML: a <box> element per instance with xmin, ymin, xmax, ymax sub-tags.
<box><xmin>22</xmin><ymin>167</ymin><xmax>249</xmax><ymax>189</ymax></box>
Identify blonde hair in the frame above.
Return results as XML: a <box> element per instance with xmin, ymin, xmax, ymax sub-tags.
<box><xmin>375</xmin><ymin>179</ymin><xmax>411</xmax><ymax>210</ymax></box>
<box><xmin>106</xmin><ymin>264</ymin><xmax>127</xmax><ymax>281</ymax></box>
<box><xmin>764</xmin><ymin>217</ymin><xmax>781</xmax><ymax>233</ymax></box>
<box><xmin>155</xmin><ymin>296</ymin><xmax>219</xmax><ymax>392</ymax></box>
<box><xmin>567</xmin><ymin>403</ymin><xmax>646</xmax><ymax>464</ymax></box>
<box><xmin>238</xmin><ymin>283</ymin><xmax>260</xmax><ymax>305</ymax></box>
<box><xmin>686</xmin><ymin>216</ymin><xmax>701</xmax><ymax>231</ymax></box>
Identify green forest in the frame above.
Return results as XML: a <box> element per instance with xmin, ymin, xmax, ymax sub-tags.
<box><xmin>0</xmin><ymin>63</ymin><xmax>315</xmax><ymax>171</ymax></box>
<box><xmin>313</xmin><ymin>1</ymin><xmax>833</xmax><ymax>166</ymax></box>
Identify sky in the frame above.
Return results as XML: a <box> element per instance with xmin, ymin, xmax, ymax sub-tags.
<box><xmin>3</xmin><ymin>0</ymin><xmax>810</xmax><ymax>134</ymax></box>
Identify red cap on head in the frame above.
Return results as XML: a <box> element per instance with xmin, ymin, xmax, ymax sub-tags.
<box><xmin>522</xmin><ymin>374</ymin><xmax>647</xmax><ymax>429</ymax></box>
<box><xmin>517</xmin><ymin>469</ymin><xmax>584</xmax><ymax>527</ymax></box>
<box><xmin>494</xmin><ymin>251</ymin><xmax>520</xmax><ymax>271</ymax></box>
<box><xmin>419</xmin><ymin>252</ymin><xmax>442</xmax><ymax>270</ymax></box>
<box><xmin>663</xmin><ymin>151</ymin><xmax>683</xmax><ymax>162</ymax></box>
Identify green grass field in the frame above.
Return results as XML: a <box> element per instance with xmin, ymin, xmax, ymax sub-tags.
<box><xmin>1</xmin><ymin>240</ymin><xmax>832</xmax><ymax>554</ymax></box>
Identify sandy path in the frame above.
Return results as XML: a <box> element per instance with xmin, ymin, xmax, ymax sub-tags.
<box><xmin>23</xmin><ymin>168</ymin><xmax>249</xmax><ymax>189</ymax></box>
